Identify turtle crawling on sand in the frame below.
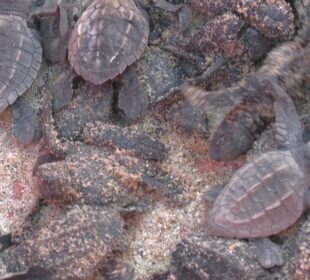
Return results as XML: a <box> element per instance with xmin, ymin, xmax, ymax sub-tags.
<box><xmin>184</xmin><ymin>24</ymin><xmax>310</xmax><ymax>238</ymax></box>
<box><xmin>205</xmin><ymin>79</ymin><xmax>310</xmax><ymax>238</ymax></box>
<box><xmin>184</xmin><ymin>22</ymin><xmax>310</xmax><ymax>161</ymax></box>
<box><xmin>34</xmin><ymin>0</ymin><xmax>150</xmax><ymax>122</ymax></box>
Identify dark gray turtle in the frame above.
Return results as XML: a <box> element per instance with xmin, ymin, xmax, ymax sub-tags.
<box><xmin>184</xmin><ymin>22</ymin><xmax>310</xmax><ymax>160</ymax></box>
<box><xmin>206</xmin><ymin>80</ymin><xmax>310</xmax><ymax>238</ymax></box>
<box><xmin>68</xmin><ymin>0</ymin><xmax>149</xmax><ymax>85</ymax></box>
<box><xmin>34</xmin><ymin>0</ymin><xmax>150</xmax><ymax>122</ymax></box>
<box><xmin>0</xmin><ymin>0</ymin><xmax>42</xmax><ymax>112</ymax></box>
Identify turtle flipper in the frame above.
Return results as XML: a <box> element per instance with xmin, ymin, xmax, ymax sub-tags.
<box><xmin>183</xmin><ymin>84</ymin><xmax>246</xmax><ymax>115</ymax></box>
<box><xmin>271</xmin><ymin>81</ymin><xmax>303</xmax><ymax>149</ymax></box>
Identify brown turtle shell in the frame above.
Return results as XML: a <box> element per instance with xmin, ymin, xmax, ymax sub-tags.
<box><xmin>68</xmin><ymin>0</ymin><xmax>149</xmax><ymax>85</ymax></box>
<box><xmin>208</xmin><ymin>150</ymin><xmax>307</xmax><ymax>238</ymax></box>
<box><xmin>0</xmin><ymin>1</ymin><xmax>42</xmax><ymax>112</ymax></box>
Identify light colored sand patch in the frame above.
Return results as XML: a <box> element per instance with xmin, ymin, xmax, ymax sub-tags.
<box><xmin>0</xmin><ymin>111</ymin><xmax>40</xmax><ymax>235</ymax></box>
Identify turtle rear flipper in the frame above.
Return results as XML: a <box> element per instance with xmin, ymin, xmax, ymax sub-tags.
<box><xmin>183</xmin><ymin>84</ymin><xmax>246</xmax><ymax>116</ymax></box>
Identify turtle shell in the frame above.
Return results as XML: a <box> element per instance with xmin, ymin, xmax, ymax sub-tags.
<box><xmin>68</xmin><ymin>0</ymin><xmax>149</xmax><ymax>85</ymax></box>
<box><xmin>0</xmin><ymin>4</ymin><xmax>42</xmax><ymax>112</ymax></box>
<box><xmin>208</xmin><ymin>150</ymin><xmax>307</xmax><ymax>238</ymax></box>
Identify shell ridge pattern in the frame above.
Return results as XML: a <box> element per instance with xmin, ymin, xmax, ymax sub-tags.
<box><xmin>68</xmin><ymin>0</ymin><xmax>149</xmax><ymax>85</ymax></box>
<box><xmin>209</xmin><ymin>150</ymin><xmax>306</xmax><ymax>238</ymax></box>
<box><xmin>0</xmin><ymin>13</ymin><xmax>42</xmax><ymax>112</ymax></box>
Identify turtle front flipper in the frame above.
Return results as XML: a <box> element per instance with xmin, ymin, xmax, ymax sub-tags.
<box><xmin>271</xmin><ymin>81</ymin><xmax>303</xmax><ymax>149</ymax></box>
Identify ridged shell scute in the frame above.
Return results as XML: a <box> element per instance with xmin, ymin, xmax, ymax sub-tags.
<box><xmin>209</xmin><ymin>150</ymin><xmax>307</xmax><ymax>238</ymax></box>
<box><xmin>68</xmin><ymin>0</ymin><xmax>149</xmax><ymax>85</ymax></box>
<box><xmin>0</xmin><ymin>15</ymin><xmax>42</xmax><ymax>112</ymax></box>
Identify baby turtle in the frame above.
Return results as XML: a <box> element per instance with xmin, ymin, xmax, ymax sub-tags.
<box><xmin>0</xmin><ymin>0</ymin><xmax>42</xmax><ymax>112</ymax></box>
<box><xmin>184</xmin><ymin>22</ymin><xmax>310</xmax><ymax>160</ymax></box>
<box><xmin>68</xmin><ymin>0</ymin><xmax>149</xmax><ymax>85</ymax></box>
<box><xmin>34</xmin><ymin>0</ymin><xmax>150</xmax><ymax>122</ymax></box>
<box><xmin>206</xmin><ymin>80</ymin><xmax>310</xmax><ymax>238</ymax></box>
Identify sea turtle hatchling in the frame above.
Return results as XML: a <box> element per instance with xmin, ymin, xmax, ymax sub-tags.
<box><xmin>34</xmin><ymin>0</ymin><xmax>150</xmax><ymax>122</ymax></box>
<box><xmin>0</xmin><ymin>0</ymin><xmax>42</xmax><ymax>112</ymax></box>
<box><xmin>184</xmin><ymin>21</ymin><xmax>310</xmax><ymax>161</ymax></box>
<box><xmin>206</xmin><ymin>80</ymin><xmax>310</xmax><ymax>238</ymax></box>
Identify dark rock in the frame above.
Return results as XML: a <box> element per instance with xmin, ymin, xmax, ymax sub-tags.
<box><xmin>12</xmin><ymin>97</ymin><xmax>41</xmax><ymax>145</ymax></box>
<box><xmin>240</xmin><ymin>27</ymin><xmax>273</xmax><ymax>61</ymax></box>
<box><xmin>170</xmin><ymin>239</ymin><xmax>267</xmax><ymax>279</ymax></box>
<box><xmin>0</xmin><ymin>266</ymin><xmax>54</xmax><ymax>280</ymax></box>
<box><xmin>0</xmin><ymin>234</ymin><xmax>12</xmax><ymax>253</ymax></box>
<box><xmin>142</xmin><ymin>172</ymin><xmax>184</xmax><ymax>203</ymax></box>
<box><xmin>137</xmin><ymin>48</ymin><xmax>185</xmax><ymax>104</ymax></box>
<box><xmin>82</xmin><ymin>122</ymin><xmax>168</xmax><ymax>161</ymax></box>
<box><xmin>2</xmin><ymin>205</ymin><xmax>123</xmax><ymax>280</ymax></box>
<box><xmin>54</xmin><ymin>81</ymin><xmax>113</xmax><ymax>140</ymax></box>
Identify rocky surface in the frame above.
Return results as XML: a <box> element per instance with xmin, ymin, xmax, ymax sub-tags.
<box><xmin>0</xmin><ymin>0</ymin><xmax>309</xmax><ymax>279</ymax></box>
